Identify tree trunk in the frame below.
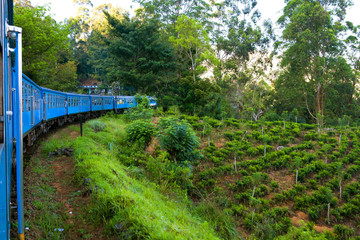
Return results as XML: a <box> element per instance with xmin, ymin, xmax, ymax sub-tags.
<box><xmin>264</xmin><ymin>144</ymin><xmax>266</xmax><ymax>158</ymax></box>
<box><xmin>234</xmin><ymin>154</ymin><xmax>237</xmax><ymax>172</ymax></box>
<box><xmin>316</xmin><ymin>83</ymin><xmax>321</xmax><ymax>125</ymax></box>
<box><xmin>241</xmin><ymin>130</ymin><xmax>248</xmax><ymax>141</ymax></box>
<box><xmin>252</xmin><ymin>186</ymin><xmax>256</xmax><ymax>198</ymax></box>
<box><xmin>327</xmin><ymin>203</ymin><xmax>331</xmax><ymax>224</ymax></box>
<box><xmin>339</xmin><ymin>133</ymin><xmax>342</xmax><ymax>145</ymax></box>
<box><xmin>296</xmin><ymin>169</ymin><xmax>298</xmax><ymax>185</ymax></box>
<box><xmin>339</xmin><ymin>179</ymin><xmax>342</xmax><ymax>199</ymax></box>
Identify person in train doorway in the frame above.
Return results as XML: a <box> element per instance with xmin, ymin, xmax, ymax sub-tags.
<box><xmin>65</xmin><ymin>98</ymin><xmax>68</xmax><ymax>107</ymax></box>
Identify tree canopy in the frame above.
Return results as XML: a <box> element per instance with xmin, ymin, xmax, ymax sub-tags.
<box><xmin>12</xmin><ymin>0</ymin><xmax>360</xmax><ymax>124</ymax></box>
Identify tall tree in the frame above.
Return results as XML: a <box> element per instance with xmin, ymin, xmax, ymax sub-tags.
<box><xmin>169</xmin><ymin>15</ymin><xmax>216</xmax><ymax>82</ymax></box>
<box><xmin>105</xmin><ymin>13</ymin><xmax>176</xmax><ymax>98</ymax></box>
<box><xmin>14</xmin><ymin>1</ymin><xmax>77</xmax><ymax>90</ymax></box>
<box><xmin>215</xmin><ymin>0</ymin><xmax>272</xmax><ymax>119</ymax></box>
<box><xmin>277</xmin><ymin>0</ymin><xmax>354</xmax><ymax>125</ymax></box>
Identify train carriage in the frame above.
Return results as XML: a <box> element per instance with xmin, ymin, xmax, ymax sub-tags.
<box><xmin>79</xmin><ymin>96</ymin><xmax>90</xmax><ymax>113</ymax></box>
<box><xmin>115</xmin><ymin>96</ymin><xmax>135</xmax><ymax>110</ymax></box>
<box><xmin>41</xmin><ymin>88</ymin><xmax>67</xmax><ymax>120</ymax></box>
<box><xmin>103</xmin><ymin>96</ymin><xmax>114</xmax><ymax>110</ymax></box>
<box><xmin>0</xmin><ymin>1</ymin><xmax>23</xmax><ymax>239</ymax></box>
<box><xmin>22</xmin><ymin>75</ymin><xmax>42</xmax><ymax>134</ymax></box>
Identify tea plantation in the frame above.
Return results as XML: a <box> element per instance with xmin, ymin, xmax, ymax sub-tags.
<box><xmin>69</xmin><ymin>109</ymin><xmax>360</xmax><ymax>239</ymax></box>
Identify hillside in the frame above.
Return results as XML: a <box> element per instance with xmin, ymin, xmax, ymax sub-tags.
<box><xmin>179</xmin><ymin>115</ymin><xmax>360</xmax><ymax>239</ymax></box>
<box><xmin>22</xmin><ymin>111</ymin><xmax>360</xmax><ymax>239</ymax></box>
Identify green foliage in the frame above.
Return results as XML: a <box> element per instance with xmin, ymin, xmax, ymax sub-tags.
<box><xmin>88</xmin><ymin>120</ymin><xmax>106</xmax><ymax>132</ymax></box>
<box><xmin>193</xmin><ymin>203</ymin><xmax>239</xmax><ymax>240</ymax></box>
<box><xmin>158</xmin><ymin>117</ymin><xmax>201</xmax><ymax>164</ymax></box>
<box><xmin>14</xmin><ymin>3</ymin><xmax>76</xmax><ymax>90</ymax></box>
<box><xmin>105</xmin><ymin>14</ymin><xmax>177</xmax><ymax>97</ymax></box>
<box><xmin>334</xmin><ymin>224</ymin><xmax>355</xmax><ymax>240</ymax></box>
<box><xmin>125</xmin><ymin>95</ymin><xmax>154</xmax><ymax>121</ymax></box>
<box><xmin>73</xmin><ymin>116</ymin><xmax>221</xmax><ymax>239</ymax></box>
<box><xmin>126</xmin><ymin>120</ymin><xmax>155</xmax><ymax>148</ymax></box>
<box><xmin>42</xmin><ymin>139</ymin><xmax>72</xmax><ymax>156</ymax></box>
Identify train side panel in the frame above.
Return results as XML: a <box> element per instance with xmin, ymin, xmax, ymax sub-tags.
<box><xmin>91</xmin><ymin>96</ymin><xmax>103</xmax><ymax>111</ymax></box>
<box><xmin>41</xmin><ymin>88</ymin><xmax>66</xmax><ymax>120</ymax></box>
<box><xmin>22</xmin><ymin>75</ymin><xmax>42</xmax><ymax>134</ymax></box>
<box><xmin>80</xmin><ymin>96</ymin><xmax>90</xmax><ymax>113</ymax></box>
<box><xmin>115</xmin><ymin>96</ymin><xmax>135</xmax><ymax>109</ymax></box>
<box><xmin>103</xmin><ymin>96</ymin><xmax>113</xmax><ymax>110</ymax></box>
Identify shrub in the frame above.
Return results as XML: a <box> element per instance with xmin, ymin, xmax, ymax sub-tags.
<box><xmin>88</xmin><ymin>120</ymin><xmax>106</xmax><ymax>132</ymax></box>
<box><xmin>270</xmin><ymin>181</ymin><xmax>279</xmax><ymax>191</ymax></box>
<box><xmin>334</xmin><ymin>224</ymin><xmax>355</xmax><ymax>240</ymax></box>
<box><xmin>124</xmin><ymin>95</ymin><xmax>154</xmax><ymax>121</ymax></box>
<box><xmin>126</xmin><ymin>120</ymin><xmax>155</xmax><ymax>148</ymax></box>
<box><xmin>224</xmin><ymin>131</ymin><xmax>234</xmax><ymax>141</ymax></box>
<box><xmin>308</xmin><ymin>206</ymin><xmax>320</xmax><ymax>221</ymax></box>
<box><xmin>158</xmin><ymin>117</ymin><xmax>201</xmax><ymax>164</ymax></box>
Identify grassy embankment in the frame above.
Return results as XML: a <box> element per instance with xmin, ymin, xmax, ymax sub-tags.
<box><xmin>68</xmin><ymin>115</ymin><xmax>221</xmax><ymax>239</ymax></box>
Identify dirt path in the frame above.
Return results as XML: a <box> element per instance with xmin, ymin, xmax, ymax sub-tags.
<box><xmin>21</xmin><ymin>125</ymin><xmax>112</xmax><ymax>239</ymax></box>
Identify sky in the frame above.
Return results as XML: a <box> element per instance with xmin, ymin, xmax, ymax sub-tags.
<box><xmin>30</xmin><ymin>0</ymin><xmax>359</xmax><ymax>25</ymax></box>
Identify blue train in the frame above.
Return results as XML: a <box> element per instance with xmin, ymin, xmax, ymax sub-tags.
<box><xmin>0</xmin><ymin>1</ymin><xmax>156</xmax><ymax>239</ymax></box>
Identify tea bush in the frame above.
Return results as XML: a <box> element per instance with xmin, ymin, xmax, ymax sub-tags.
<box><xmin>126</xmin><ymin>120</ymin><xmax>155</xmax><ymax>148</ymax></box>
<box><xmin>158</xmin><ymin>117</ymin><xmax>201</xmax><ymax>164</ymax></box>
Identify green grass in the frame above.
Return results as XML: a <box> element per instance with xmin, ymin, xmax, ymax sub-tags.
<box><xmin>23</xmin><ymin>157</ymin><xmax>69</xmax><ymax>240</ymax></box>
<box><xmin>73</xmin><ymin>117</ymin><xmax>221</xmax><ymax>239</ymax></box>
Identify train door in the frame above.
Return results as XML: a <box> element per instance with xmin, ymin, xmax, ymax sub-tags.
<box><xmin>30</xmin><ymin>90</ymin><xmax>34</xmax><ymax>126</ymax></box>
<box><xmin>65</xmin><ymin>97</ymin><xmax>68</xmax><ymax>115</ymax></box>
<box><xmin>43</xmin><ymin>93</ymin><xmax>46</xmax><ymax>119</ymax></box>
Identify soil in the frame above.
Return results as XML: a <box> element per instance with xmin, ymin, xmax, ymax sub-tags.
<box><xmin>22</xmin><ymin>125</ymin><xmax>114</xmax><ymax>240</ymax></box>
<box><xmin>268</xmin><ymin>169</ymin><xmax>295</xmax><ymax>191</ymax></box>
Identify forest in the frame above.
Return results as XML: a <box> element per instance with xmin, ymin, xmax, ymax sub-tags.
<box><xmin>14</xmin><ymin>0</ymin><xmax>360</xmax><ymax>127</ymax></box>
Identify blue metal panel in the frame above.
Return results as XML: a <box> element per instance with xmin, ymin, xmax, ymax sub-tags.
<box><xmin>80</xmin><ymin>96</ymin><xmax>90</xmax><ymax>113</ymax></box>
<box><xmin>0</xmin><ymin>147</ymin><xmax>9</xmax><ymax>240</ymax></box>
<box><xmin>115</xmin><ymin>96</ymin><xmax>135</xmax><ymax>109</ymax></box>
<box><xmin>22</xmin><ymin>75</ymin><xmax>42</xmax><ymax>134</ymax></box>
<box><xmin>103</xmin><ymin>96</ymin><xmax>113</xmax><ymax>110</ymax></box>
<box><xmin>67</xmin><ymin>95</ymin><xmax>80</xmax><ymax>115</ymax></box>
<box><xmin>91</xmin><ymin>96</ymin><xmax>103</xmax><ymax>111</ymax></box>
<box><xmin>41</xmin><ymin>88</ymin><xmax>66</xmax><ymax>120</ymax></box>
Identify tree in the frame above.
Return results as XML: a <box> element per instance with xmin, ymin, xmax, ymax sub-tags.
<box><xmin>135</xmin><ymin>0</ymin><xmax>212</xmax><ymax>34</ymax></box>
<box><xmin>277</xmin><ymin>0</ymin><xmax>354</xmax><ymax>125</ymax></box>
<box><xmin>14</xmin><ymin>2</ymin><xmax>74</xmax><ymax>87</ymax></box>
<box><xmin>105</xmin><ymin>14</ymin><xmax>177</xmax><ymax>97</ymax></box>
<box><xmin>169</xmin><ymin>15</ymin><xmax>217</xmax><ymax>82</ymax></box>
<box><xmin>215</xmin><ymin>0</ymin><xmax>273</xmax><ymax>119</ymax></box>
